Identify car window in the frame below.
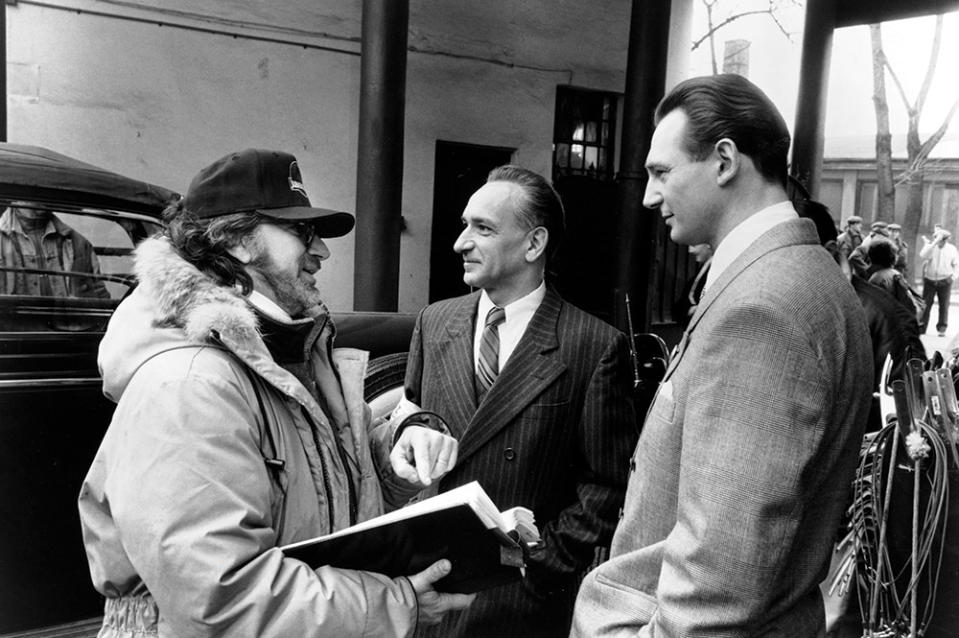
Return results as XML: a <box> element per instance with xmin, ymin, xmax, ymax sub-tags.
<box><xmin>0</xmin><ymin>208</ymin><xmax>161</xmax><ymax>332</ymax></box>
<box><xmin>0</xmin><ymin>209</ymin><xmax>159</xmax><ymax>301</ymax></box>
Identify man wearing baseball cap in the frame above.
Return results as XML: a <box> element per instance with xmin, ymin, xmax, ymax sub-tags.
<box><xmin>79</xmin><ymin>149</ymin><xmax>471</xmax><ymax>637</ymax></box>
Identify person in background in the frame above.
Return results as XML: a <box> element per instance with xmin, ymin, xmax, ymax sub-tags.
<box><xmin>868</xmin><ymin>238</ymin><xmax>918</xmax><ymax>316</ymax></box>
<box><xmin>888</xmin><ymin>223</ymin><xmax>908</xmax><ymax>276</ymax></box>
<box><xmin>0</xmin><ymin>201</ymin><xmax>109</xmax><ymax>298</ymax></box>
<box><xmin>837</xmin><ymin>215</ymin><xmax>863</xmax><ymax>260</ymax></box>
<box><xmin>848</xmin><ymin>220</ymin><xmax>890</xmax><ymax>278</ymax></box>
<box><xmin>401</xmin><ymin>165</ymin><xmax>637</xmax><ymax>637</ymax></box>
<box><xmin>78</xmin><ymin>149</ymin><xmax>471</xmax><ymax>638</ymax></box>
<box><xmin>572</xmin><ymin>74</ymin><xmax>872</xmax><ymax>637</ymax></box>
<box><xmin>919</xmin><ymin>228</ymin><xmax>959</xmax><ymax>337</ymax></box>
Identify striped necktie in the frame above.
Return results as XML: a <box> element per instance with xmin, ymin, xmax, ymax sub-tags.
<box><xmin>476</xmin><ymin>306</ymin><xmax>506</xmax><ymax>400</ymax></box>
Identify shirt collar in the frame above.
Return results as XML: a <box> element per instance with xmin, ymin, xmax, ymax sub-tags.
<box><xmin>704</xmin><ymin>200</ymin><xmax>797</xmax><ymax>294</ymax></box>
<box><xmin>477</xmin><ymin>280</ymin><xmax>546</xmax><ymax>325</ymax></box>
<box><xmin>247</xmin><ymin>289</ymin><xmax>296</xmax><ymax>323</ymax></box>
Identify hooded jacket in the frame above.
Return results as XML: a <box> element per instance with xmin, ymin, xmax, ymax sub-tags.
<box><xmin>78</xmin><ymin>237</ymin><xmax>419</xmax><ymax>637</ymax></box>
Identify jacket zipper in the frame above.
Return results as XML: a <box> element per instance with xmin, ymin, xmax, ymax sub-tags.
<box><xmin>305</xmin><ymin>406</ymin><xmax>337</xmax><ymax>533</ymax></box>
<box><xmin>335</xmin><ymin>435</ymin><xmax>358</xmax><ymax>525</ymax></box>
<box><xmin>323</xmin><ymin>329</ymin><xmax>358</xmax><ymax>526</ymax></box>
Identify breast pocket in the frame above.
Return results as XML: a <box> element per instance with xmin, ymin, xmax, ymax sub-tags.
<box><xmin>524</xmin><ymin>399</ymin><xmax>571</xmax><ymax>421</ymax></box>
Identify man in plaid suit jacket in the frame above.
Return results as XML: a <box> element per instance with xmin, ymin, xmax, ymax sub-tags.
<box><xmin>572</xmin><ymin>75</ymin><xmax>873</xmax><ymax>637</ymax></box>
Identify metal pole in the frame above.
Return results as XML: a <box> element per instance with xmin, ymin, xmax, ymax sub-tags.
<box><xmin>354</xmin><ymin>0</ymin><xmax>409</xmax><ymax>311</ymax></box>
<box><xmin>791</xmin><ymin>0</ymin><xmax>835</xmax><ymax>198</ymax></box>
<box><xmin>1</xmin><ymin>0</ymin><xmax>8</xmax><ymax>142</ymax></box>
<box><xmin>612</xmin><ymin>0</ymin><xmax>672</xmax><ymax>333</ymax></box>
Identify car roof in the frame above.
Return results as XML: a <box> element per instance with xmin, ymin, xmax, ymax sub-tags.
<box><xmin>0</xmin><ymin>143</ymin><xmax>179</xmax><ymax>218</ymax></box>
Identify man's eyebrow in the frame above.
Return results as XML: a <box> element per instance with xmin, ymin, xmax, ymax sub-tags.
<box><xmin>645</xmin><ymin>161</ymin><xmax>668</xmax><ymax>171</ymax></box>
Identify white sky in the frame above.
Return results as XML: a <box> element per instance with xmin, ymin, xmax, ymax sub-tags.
<box><xmin>685</xmin><ymin>2</ymin><xmax>959</xmax><ymax>157</ymax></box>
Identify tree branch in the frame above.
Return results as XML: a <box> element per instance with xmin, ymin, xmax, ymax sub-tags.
<box><xmin>691</xmin><ymin>9</ymin><xmax>773</xmax><ymax>50</ymax></box>
<box><xmin>882</xmin><ymin>53</ymin><xmax>912</xmax><ymax>113</ymax></box>
<box><xmin>766</xmin><ymin>1</ymin><xmax>796</xmax><ymax>43</ymax></box>
<box><xmin>915</xmin><ymin>14</ymin><xmax>944</xmax><ymax>115</ymax></box>
<box><xmin>917</xmin><ymin>95</ymin><xmax>959</xmax><ymax>164</ymax></box>
<box><xmin>898</xmin><ymin>94</ymin><xmax>959</xmax><ymax>182</ymax></box>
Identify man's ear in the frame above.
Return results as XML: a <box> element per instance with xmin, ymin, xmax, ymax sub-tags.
<box><xmin>525</xmin><ymin>227</ymin><xmax>549</xmax><ymax>263</ymax></box>
<box><xmin>714</xmin><ymin>138</ymin><xmax>740</xmax><ymax>187</ymax></box>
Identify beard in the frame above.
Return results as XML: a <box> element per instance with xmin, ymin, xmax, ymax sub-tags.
<box><xmin>249</xmin><ymin>251</ymin><xmax>323</xmax><ymax>319</ymax></box>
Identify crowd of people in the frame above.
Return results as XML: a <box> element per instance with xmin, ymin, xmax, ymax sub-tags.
<box><xmin>72</xmin><ymin>73</ymin><xmax>950</xmax><ymax>637</ymax></box>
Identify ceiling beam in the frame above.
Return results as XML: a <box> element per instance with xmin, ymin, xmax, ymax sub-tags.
<box><xmin>836</xmin><ymin>0</ymin><xmax>959</xmax><ymax>28</ymax></box>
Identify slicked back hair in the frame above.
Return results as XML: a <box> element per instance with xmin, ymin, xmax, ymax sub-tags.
<box><xmin>655</xmin><ymin>74</ymin><xmax>791</xmax><ymax>188</ymax></box>
<box><xmin>163</xmin><ymin>200</ymin><xmax>261</xmax><ymax>294</ymax></box>
<box><xmin>486</xmin><ymin>165</ymin><xmax>566</xmax><ymax>265</ymax></box>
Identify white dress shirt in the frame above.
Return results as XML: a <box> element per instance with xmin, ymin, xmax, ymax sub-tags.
<box><xmin>703</xmin><ymin>201</ymin><xmax>798</xmax><ymax>294</ymax></box>
<box><xmin>473</xmin><ymin>281</ymin><xmax>546</xmax><ymax>373</ymax></box>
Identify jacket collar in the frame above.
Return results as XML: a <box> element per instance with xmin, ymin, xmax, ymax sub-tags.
<box><xmin>686</xmin><ymin>217</ymin><xmax>820</xmax><ymax>336</ymax></box>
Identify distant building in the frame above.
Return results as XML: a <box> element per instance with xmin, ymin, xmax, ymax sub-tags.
<box><xmin>817</xmin><ymin>133</ymin><xmax>959</xmax><ymax>276</ymax></box>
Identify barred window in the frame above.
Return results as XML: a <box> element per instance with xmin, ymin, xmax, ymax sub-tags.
<box><xmin>552</xmin><ymin>86</ymin><xmax>617</xmax><ymax>181</ymax></box>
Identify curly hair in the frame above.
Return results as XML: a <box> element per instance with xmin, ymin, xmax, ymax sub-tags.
<box><xmin>162</xmin><ymin>200</ymin><xmax>261</xmax><ymax>294</ymax></box>
<box><xmin>867</xmin><ymin>237</ymin><xmax>899</xmax><ymax>269</ymax></box>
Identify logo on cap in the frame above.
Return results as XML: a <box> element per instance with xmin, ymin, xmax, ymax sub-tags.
<box><xmin>288</xmin><ymin>161</ymin><xmax>308</xmax><ymax>197</ymax></box>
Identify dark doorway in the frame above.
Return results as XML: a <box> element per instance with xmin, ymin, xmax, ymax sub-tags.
<box><xmin>430</xmin><ymin>141</ymin><xmax>513</xmax><ymax>303</ymax></box>
<box><xmin>551</xmin><ymin>175</ymin><xmax>619</xmax><ymax>323</ymax></box>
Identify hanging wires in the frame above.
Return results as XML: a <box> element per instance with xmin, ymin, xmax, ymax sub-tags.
<box><xmin>851</xmin><ymin>357</ymin><xmax>952</xmax><ymax>637</ymax></box>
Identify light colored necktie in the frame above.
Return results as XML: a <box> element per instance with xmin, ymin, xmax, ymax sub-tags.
<box><xmin>476</xmin><ymin>306</ymin><xmax>506</xmax><ymax>399</ymax></box>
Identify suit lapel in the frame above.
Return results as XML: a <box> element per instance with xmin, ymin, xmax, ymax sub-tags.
<box><xmin>456</xmin><ymin>289</ymin><xmax>567</xmax><ymax>463</ymax></box>
<box><xmin>433</xmin><ymin>295</ymin><xmax>480</xmax><ymax>438</ymax></box>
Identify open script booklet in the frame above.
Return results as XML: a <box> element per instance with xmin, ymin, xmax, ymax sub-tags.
<box><xmin>282</xmin><ymin>481</ymin><xmax>541</xmax><ymax>594</ymax></box>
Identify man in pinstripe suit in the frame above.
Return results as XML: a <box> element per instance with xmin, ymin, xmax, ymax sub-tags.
<box><xmin>401</xmin><ymin>165</ymin><xmax>637</xmax><ymax>637</ymax></box>
<box><xmin>572</xmin><ymin>75</ymin><xmax>873</xmax><ymax>637</ymax></box>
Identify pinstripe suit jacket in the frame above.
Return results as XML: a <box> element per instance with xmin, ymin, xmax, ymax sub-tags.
<box><xmin>572</xmin><ymin>218</ymin><xmax>873</xmax><ymax>638</ymax></box>
<box><xmin>405</xmin><ymin>287</ymin><xmax>637</xmax><ymax>637</ymax></box>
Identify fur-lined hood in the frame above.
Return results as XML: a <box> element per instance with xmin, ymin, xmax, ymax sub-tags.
<box><xmin>98</xmin><ymin>236</ymin><xmax>262</xmax><ymax>402</ymax></box>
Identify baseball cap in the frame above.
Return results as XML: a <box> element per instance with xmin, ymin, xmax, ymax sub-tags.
<box><xmin>846</xmin><ymin>215</ymin><xmax>862</xmax><ymax>225</ymax></box>
<box><xmin>182</xmin><ymin>149</ymin><xmax>355</xmax><ymax>238</ymax></box>
<box><xmin>887</xmin><ymin>223</ymin><xmax>901</xmax><ymax>231</ymax></box>
<box><xmin>871</xmin><ymin>221</ymin><xmax>888</xmax><ymax>230</ymax></box>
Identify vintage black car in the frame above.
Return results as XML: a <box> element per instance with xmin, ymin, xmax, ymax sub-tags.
<box><xmin>0</xmin><ymin>144</ymin><xmax>412</xmax><ymax>636</ymax></box>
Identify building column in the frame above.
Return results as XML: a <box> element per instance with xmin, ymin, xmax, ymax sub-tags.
<box><xmin>612</xmin><ymin>0</ymin><xmax>675</xmax><ymax>333</ymax></box>
<box><xmin>1</xmin><ymin>1</ymin><xmax>7</xmax><ymax>142</ymax></box>
<box><xmin>841</xmin><ymin>170</ymin><xmax>858</xmax><ymax>221</ymax></box>
<box><xmin>791</xmin><ymin>0</ymin><xmax>836</xmax><ymax>198</ymax></box>
<box><xmin>353</xmin><ymin>0</ymin><xmax>409</xmax><ymax>311</ymax></box>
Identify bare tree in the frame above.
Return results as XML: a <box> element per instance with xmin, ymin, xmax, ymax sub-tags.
<box><xmin>870</xmin><ymin>15</ymin><xmax>959</xmax><ymax>256</ymax></box>
<box><xmin>692</xmin><ymin>0</ymin><xmax>800</xmax><ymax>74</ymax></box>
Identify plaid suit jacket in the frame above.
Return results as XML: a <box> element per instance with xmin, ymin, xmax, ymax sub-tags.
<box><xmin>405</xmin><ymin>287</ymin><xmax>637</xmax><ymax>637</ymax></box>
<box><xmin>573</xmin><ymin>218</ymin><xmax>873</xmax><ymax>637</ymax></box>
